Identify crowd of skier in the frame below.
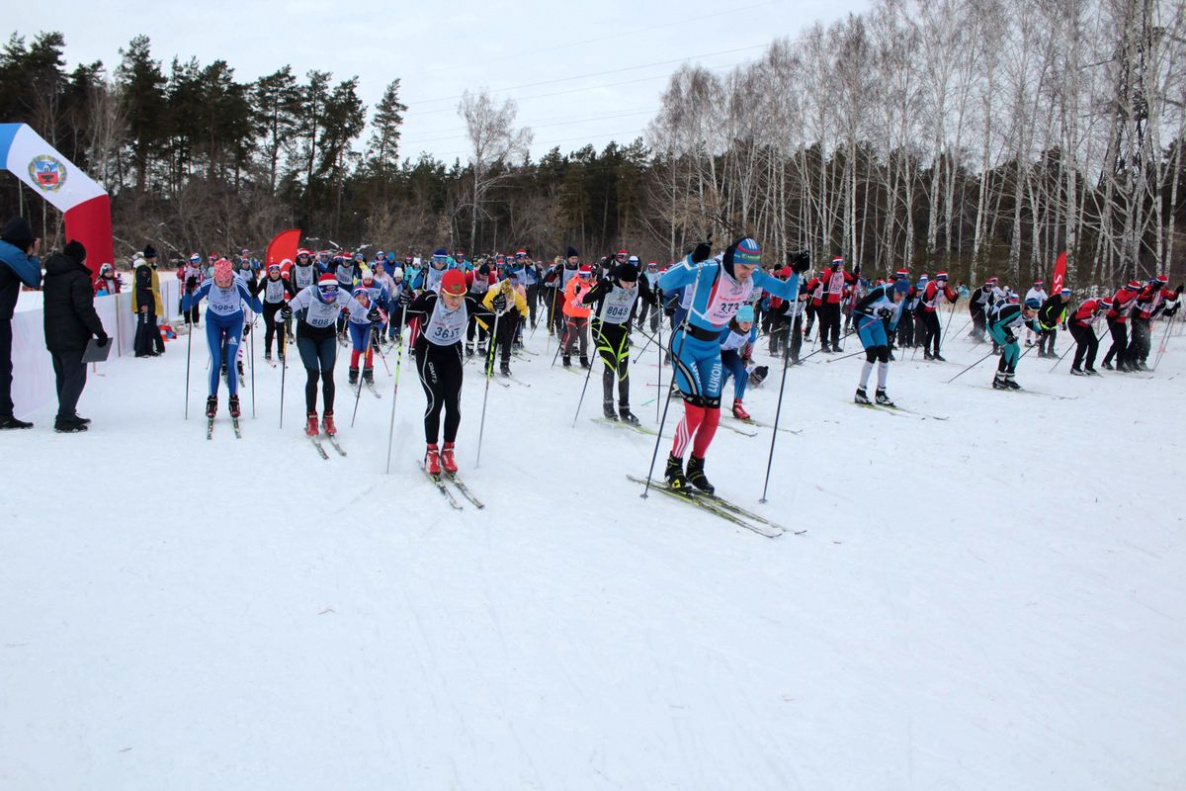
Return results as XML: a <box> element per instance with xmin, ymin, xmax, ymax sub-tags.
<box><xmin>162</xmin><ymin>238</ymin><xmax>1181</xmax><ymax>497</ymax></box>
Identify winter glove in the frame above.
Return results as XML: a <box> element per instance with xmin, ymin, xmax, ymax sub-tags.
<box><xmin>690</xmin><ymin>241</ymin><xmax>712</xmax><ymax>264</ymax></box>
<box><xmin>280</xmin><ymin>305</ymin><xmax>293</xmax><ymax>320</ymax></box>
<box><xmin>789</xmin><ymin>250</ymin><xmax>811</xmax><ymax>274</ymax></box>
<box><xmin>493</xmin><ymin>294</ymin><xmax>508</xmax><ymax>314</ymax></box>
<box><xmin>367</xmin><ymin>308</ymin><xmax>381</xmax><ymax>322</ymax></box>
<box><xmin>95</xmin><ymin>331</ymin><xmax>109</xmax><ymax>348</ymax></box>
<box><xmin>1005</xmin><ymin>332</ymin><xmax>1016</xmax><ymax>344</ymax></box>
<box><xmin>1176</xmin><ymin>284</ymin><xmax>1184</xmax><ymax>296</ymax></box>
<box><xmin>876</xmin><ymin>307</ymin><xmax>892</xmax><ymax>319</ymax></box>
<box><xmin>242</xmin><ymin>322</ymin><xmax>251</xmax><ymax>336</ymax></box>
<box><xmin>399</xmin><ymin>288</ymin><xmax>413</xmax><ymax>305</ymax></box>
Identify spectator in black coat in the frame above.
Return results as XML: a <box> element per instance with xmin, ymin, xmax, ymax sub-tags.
<box><xmin>0</xmin><ymin>216</ymin><xmax>42</xmax><ymax>429</ymax></box>
<box><xmin>43</xmin><ymin>240</ymin><xmax>107</xmax><ymax>433</ymax></box>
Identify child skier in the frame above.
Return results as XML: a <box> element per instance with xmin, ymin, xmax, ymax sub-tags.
<box><xmin>718</xmin><ymin>304</ymin><xmax>758</xmax><ymax>419</ymax></box>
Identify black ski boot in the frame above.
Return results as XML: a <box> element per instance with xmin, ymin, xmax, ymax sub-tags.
<box><xmin>465</xmin><ymin>342</ymin><xmax>475</xmax><ymax>356</ymax></box>
<box><xmin>349</xmin><ymin>367</ymin><xmax>359</xmax><ymax>385</ymax></box>
<box><xmin>603</xmin><ymin>402</ymin><xmax>618</xmax><ymax>420</ymax></box>
<box><xmin>1004</xmin><ymin>373</ymin><xmax>1021</xmax><ymax>390</ymax></box>
<box><xmin>619</xmin><ymin>407</ymin><xmax>640</xmax><ymax>425</ymax></box>
<box><xmin>923</xmin><ymin>350</ymin><xmax>935</xmax><ymax>361</ymax></box>
<box><xmin>562</xmin><ymin>356</ymin><xmax>572</xmax><ymax>368</ymax></box>
<box><xmin>932</xmin><ymin>352</ymin><xmax>946</xmax><ymax>362</ymax></box>
<box><xmin>579</xmin><ymin>356</ymin><xmax>590</xmax><ymax>369</ymax></box>
<box><xmin>992</xmin><ymin>373</ymin><xmax>1008</xmax><ymax>390</ymax></box>
<box><xmin>875</xmin><ymin>388</ymin><xmax>894</xmax><ymax>406</ymax></box>
<box><xmin>205</xmin><ymin>396</ymin><xmax>218</xmax><ymax>418</ymax></box>
<box><xmin>363</xmin><ymin>367</ymin><xmax>374</xmax><ymax>385</ymax></box>
<box><xmin>500</xmin><ymin>361</ymin><xmax>511</xmax><ymax>377</ymax></box>
<box><xmin>1070</xmin><ymin>365</ymin><xmax>1086</xmax><ymax>376</ymax></box>
<box><xmin>686</xmin><ymin>455</ymin><xmax>715</xmax><ymax>495</ymax></box>
<box><xmin>854</xmin><ymin>387</ymin><xmax>872</xmax><ymax>405</ymax></box>
<box><xmin>664</xmin><ymin>453</ymin><xmax>689</xmax><ymax>490</ymax></box>
<box><xmin>229</xmin><ymin>395</ymin><xmax>241</xmax><ymax>418</ymax></box>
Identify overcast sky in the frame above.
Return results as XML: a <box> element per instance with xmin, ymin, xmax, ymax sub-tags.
<box><xmin>11</xmin><ymin>0</ymin><xmax>868</xmax><ymax>163</ymax></box>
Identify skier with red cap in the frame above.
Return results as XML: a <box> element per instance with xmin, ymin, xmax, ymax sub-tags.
<box><xmin>919</xmin><ymin>271</ymin><xmax>958</xmax><ymax>360</ymax></box>
<box><xmin>399</xmin><ymin>267</ymin><xmax>498</xmax><ymax>476</ymax></box>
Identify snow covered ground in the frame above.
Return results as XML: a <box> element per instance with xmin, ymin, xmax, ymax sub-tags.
<box><xmin>2</xmin><ymin>314</ymin><xmax>1184</xmax><ymax>790</ymax></box>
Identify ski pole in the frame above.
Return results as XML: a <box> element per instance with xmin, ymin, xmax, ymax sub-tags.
<box><xmin>939</xmin><ymin>300</ymin><xmax>958</xmax><ymax>353</ymax></box>
<box><xmin>1048</xmin><ymin>334</ymin><xmax>1076</xmax><ymax>372</ymax></box>
<box><xmin>249</xmin><ymin>319</ymin><xmax>256</xmax><ymax>419</ymax></box>
<box><xmin>572</xmin><ymin>320</ymin><xmax>604</xmax><ymax>428</ymax></box>
<box><xmin>656</xmin><ymin>316</ymin><xmax>663</xmax><ymax>422</ymax></box>
<box><xmin>552</xmin><ymin>316</ymin><xmax>568</xmax><ymax>367</ymax></box>
<box><xmin>384</xmin><ymin>304</ymin><xmax>408</xmax><ymax>475</ymax></box>
<box><xmin>1152</xmin><ymin>312</ymin><xmax>1177</xmax><ymax>372</ymax></box>
<box><xmin>476</xmin><ymin>311</ymin><xmax>502</xmax><ymax>469</ymax></box>
<box><xmin>350</xmin><ymin>325</ymin><xmax>369</xmax><ymax>428</ymax></box>
<box><xmin>824</xmin><ymin>348</ymin><xmax>865</xmax><ymax>363</ymax></box>
<box><xmin>279</xmin><ymin>328</ymin><xmax>287</xmax><ymax>429</ymax></box>
<box><xmin>544</xmin><ymin>282</ymin><xmax>560</xmax><ymax>359</ymax></box>
<box><xmin>184</xmin><ymin>309</ymin><xmax>194</xmax><ymax>419</ymax></box>
<box><xmin>946</xmin><ymin>349</ymin><xmax>997</xmax><ymax>384</ymax></box>
<box><xmin>759</xmin><ymin>319</ymin><xmax>795</xmax><ymax>504</ymax></box>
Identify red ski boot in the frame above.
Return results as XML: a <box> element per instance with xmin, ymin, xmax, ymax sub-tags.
<box><xmin>205</xmin><ymin>396</ymin><xmax>218</xmax><ymax>418</ymax></box>
<box><xmin>731</xmin><ymin>400</ymin><xmax>751</xmax><ymax>420</ymax></box>
<box><xmin>321</xmin><ymin>410</ymin><xmax>337</xmax><ymax>436</ymax></box>
<box><xmin>441</xmin><ymin>442</ymin><xmax>458</xmax><ymax>475</ymax></box>
<box><xmin>425</xmin><ymin>443</ymin><xmax>442</xmax><ymax>476</ymax></box>
<box><xmin>228</xmin><ymin>395</ymin><xmax>241</xmax><ymax>418</ymax></box>
<box><xmin>305</xmin><ymin>411</ymin><xmax>320</xmax><ymax>437</ymax></box>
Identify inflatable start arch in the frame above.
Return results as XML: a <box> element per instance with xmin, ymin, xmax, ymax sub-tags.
<box><xmin>0</xmin><ymin>122</ymin><xmax>113</xmax><ymax>273</ymax></box>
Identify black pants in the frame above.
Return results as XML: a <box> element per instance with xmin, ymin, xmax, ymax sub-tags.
<box><xmin>595</xmin><ymin>320</ymin><xmax>631</xmax><ymax>407</ymax></box>
<box><xmin>636</xmin><ymin>299</ymin><xmax>660</xmax><ymax>333</ymax></box>
<box><xmin>297</xmin><ymin>334</ymin><xmax>337</xmax><ymax>413</ymax></box>
<box><xmin>789</xmin><ymin>315</ymin><xmax>803</xmax><ymax>362</ymax></box>
<box><xmin>897</xmin><ymin>311</ymin><xmax>915</xmax><ymax>347</ymax></box>
<box><xmin>1103</xmin><ymin>319</ymin><xmax>1127</xmax><ymax>366</ymax></box>
<box><xmin>820</xmin><ymin>302</ymin><xmax>841</xmax><ymax>348</ymax></box>
<box><xmin>134</xmin><ymin>309</ymin><xmax>158</xmax><ymax>356</ymax></box>
<box><xmin>970</xmin><ymin>307</ymin><xmax>986</xmax><ymax>339</ymax></box>
<box><xmin>263</xmin><ymin>302</ymin><xmax>286</xmax><ymax>357</ymax></box>
<box><xmin>1071</xmin><ymin>323</ymin><xmax>1098</xmax><ymax>370</ymax></box>
<box><xmin>920</xmin><ymin>311</ymin><xmax>942</xmax><ymax>353</ymax></box>
<box><xmin>0</xmin><ymin>319</ymin><xmax>13</xmax><ymax>418</ymax></box>
<box><xmin>51</xmin><ymin>348</ymin><xmax>87</xmax><ymax>421</ymax></box>
<box><xmin>1038</xmin><ymin>328</ymin><xmax>1056</xmax><ymax>355</ymax></box>
<box><xmin>491</xmin><ymin>313</ymin><xmax>519</xmax><ymax>366</ymax></box>
<box><xmin>548</xmin><ymin>287</ymin><xmax>565</xmax><ymax>335</ymax></box>
<box><xmin>414</xmin><ymin>339</ymin><xmax>463</xmax><ymax>444</ymax></box>
<box><xmin>768</xmin><ymin>311</ymin><xmax>786</xmax><ymax>354</ymax></box>
<box><xmin>526</xmin><ymin>284</ymin><xmax>541</xmax><ymax>327</ymax></box>
<box><xmin>1128</xmin><ymin>318</ymin><xmax>1152</xmax><ymax>365</ymax></box>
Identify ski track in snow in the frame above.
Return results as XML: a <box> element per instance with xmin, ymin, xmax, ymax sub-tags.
<box><xmin>1</xmin><ymin>317</ymin><xmax>1185</xmax><ymax>790</ymax></box>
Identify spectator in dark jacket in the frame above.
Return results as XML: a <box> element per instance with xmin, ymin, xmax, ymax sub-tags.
<box><xmin>43</xmin><ymin>240</ymin><xmax>107</xmax><ymax>433</ymax></box>
<box><xmin>0</xmin><ymin>216</ymin><xmax>42</xmax><ymax>429</ymax></box>
<box><xmin>132</xmin><ymin>252</ymin><xmax>159</xmax><ymax>357</ymax></box>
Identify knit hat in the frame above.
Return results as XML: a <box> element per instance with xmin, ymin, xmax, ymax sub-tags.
<box><xmin>441</xmin><ymin>268</ymin><xmax>466</xmax><ymax>295</ymax></box>
<box><xmin>894</xmin><ymin>279</ymin><xmax>911</xmax><ymax>295</ymax></box>
<box><xmin>1156</xmin><ymin>274</ymin><xmax>1169</xmax><ymax>284</ymax></box>
<box><xmin>578</xmin><ymin>265</ymin><xmax>592</xmax><ymax>277</ymax></box>
<box><xmin>1</xmin><ymin>217</ymin><xmax>34</xmax><ymax>250</ymax></box>
<box><xmin>566</xmin><ymin>246</ymin><xmax>579</xmax><ymax>258</ymax></box>
<box><xmin>63</xmin><ymin>240</ymin><xmax>86</xmax><ymax>264</ymax></box>
<box><xmin>189</xmin><ymin>253</ymin><xmax>201</xmax><ymax>263</ymax></box>
<box><xmin>936</xmin><ymin>271</ymin><xmax>949</xmax><ymax>281</ymax></box>
<box><xmin>392</xmin><ymin>267</ymin><xmax>404</xmax><ymax>281</ymax></box>
<box><xmin>361</xmin><ymin>266</ymin><xmax>374</xmax><ymax>282</ymax></box>
<box><xmin>895</xmin><ymin>269</ymin><xmax>910</xmax><ymax>279</ymax></box>
<box><xmin>267</xmin><ymin>261</ymin><xmax>282</xmax><ymax>272</ymax></box>
<box><xmin>297</xmin><ymin>248</ymin><xmax>311</xmax><ymax>258</ymax></box>
<box><xmin>736</xmin><ymin>304</ymin><xmax>755</xmax><ymax>323</ymax></box>
<box><xmin>734</xmin><ymin>238</ymin><xmax>761</xmax><ymax>266</ymax></box>
<box><xmin>1060</xmin><ymin>287</ymin><xmax>1072</xmax><ymax>296</ymax></box>
<box><xmin>1127</xmin><ymin>280</ymin><xmax>1140</xmax><ymax>289</ymax></box>
<box><xmin>213</xmin><ymin>258</ymin><xmax>234</xmax><ymax>282</ymax></box>
<box><xmin>1024</xmin><ymin>297</ymin><xmax>1041</xmax><ymax>309</ymax></box>
<box><xmin>143</xmin><ymin>244</ymin><xmax>158</xmax><ymax>259</ymax></box>
<box><xmin>615</xmin><ymin>262</ymin><xmax>639</xmax><ymax>282</ymax></box>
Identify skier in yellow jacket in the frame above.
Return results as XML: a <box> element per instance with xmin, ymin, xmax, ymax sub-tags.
<box><xmin>479</xmin><ymin>274</ymin><xmax>529</xmax><ymax>377</ymax></box>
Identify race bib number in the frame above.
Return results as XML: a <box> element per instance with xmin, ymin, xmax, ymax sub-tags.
<box><xmin>701</xmin><ymin>270</ymin><xmax>753</xmax><ymax>327</ymax></box>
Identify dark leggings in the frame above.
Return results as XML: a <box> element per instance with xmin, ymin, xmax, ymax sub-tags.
<box><xmin>415</xmin><ymin>339</ymin><xmax>464</xmax><ymax>444</ymax></box>
<box><xmin>297</xmin><ymin>334</ymin><xmax>337</xmax><ymax>413</ymax></box>
<box><xmin>263</xmin><ymin>302</ymin><xmax>286</xmax><ymax>357</ymax></box>
<box><xmin>1071</xmin><ymin>323</ymin><xmax>1098</xmax><ymax>369</ymax></box>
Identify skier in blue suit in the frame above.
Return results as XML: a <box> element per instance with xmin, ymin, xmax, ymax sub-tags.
<box><xmin>183</xmin><ymin>258</ymin><xmax>263</xmax><ymax>419</ymax></box>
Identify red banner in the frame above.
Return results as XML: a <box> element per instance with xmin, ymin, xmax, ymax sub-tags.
<box><xmin>1052</xmin><ymin>251</ymin><xmax>1067</xmax><ymax>294</ymax></box>
<box><xmin>265</xmin><ymin>229</ymin><xmax>301</xmax><ymax>269</ymax></box>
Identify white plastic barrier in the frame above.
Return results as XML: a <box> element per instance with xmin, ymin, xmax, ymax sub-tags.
<box><xmin>11</xmin><ymin>277</ymin><xmax>181</xmax><ymax>419</ymax></box>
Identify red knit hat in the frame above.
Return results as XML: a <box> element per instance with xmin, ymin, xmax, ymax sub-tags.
<box><xmin>441</xmin><ymin>268</ymin><xmax>467</xmax><ymax>295</ymax></box>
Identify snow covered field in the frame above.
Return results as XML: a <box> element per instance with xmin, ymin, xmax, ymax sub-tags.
<box><xmin>2</xmin><ymin>316</ymin><xmax>1184</xmax><ymax>790</ymax></box>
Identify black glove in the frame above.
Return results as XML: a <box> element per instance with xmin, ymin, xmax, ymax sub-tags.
<box><xmin>243</xmin><ymin>323</ymin><xmax>252</xmax><ymax>336</ymax></box>
<box><xmin>690</xmin><ymin>241</ymin><xmax>712</xmax><ymax>264</ymax></box>
<box><xmin>876</xmin><ymin>307</ymin><xmax>892</xmax><ymax>319</ymax></box>
<box><xmin>1005</xmin><ymin>332</ymin><xmax>1016</xmax><ymax>344</ymax></box>
<box><xmin>367</xmin><ymin>308</ymin><xmax>381</xmax><ymax>322</ymax></box>
<box><xmin>1176</xmin><ymin>284</ymin><xmax>1184</xmax><ymax>296</ymax></box>
<box><xmin>280</xmin><ymin>305</ymin><xmax>293</xmax><ymax>320</ymax></box>
<box><xmin>492</xmin><ymin>294</ymin><xmax>508</xmax><ymax>314</ymax></box>
<box><xmin>95</xmin><ymin>331</ymin><xmax>109</xmax><ymax>348</ymax></box>
<box><xmin>789</xmin><ymin>250</ymin><xmax>811</xmax><ymax>273</ymax></box>
<box><xmin>399</xmin><ymin>288</ymin><xmax>413</xmax><ymax>306</ymax></box>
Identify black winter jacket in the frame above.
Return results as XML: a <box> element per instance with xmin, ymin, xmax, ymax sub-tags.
<box><xmin>42</xmin><ymin>253</ymin><xmax>105</xmax><ymax>352</ymax></box>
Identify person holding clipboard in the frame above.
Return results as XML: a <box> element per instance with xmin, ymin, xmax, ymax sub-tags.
<box><xmin>42</xmin><ymin>240</ymin><xmax>107</xmax><ymax>433</ymax></box>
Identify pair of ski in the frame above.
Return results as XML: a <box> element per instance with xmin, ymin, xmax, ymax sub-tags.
<box><xmin>726</xmin><ymin>415</ymin><xmax>803</xmax><ymax>435</ymax></box>
<box><xmin>593</xmin><ymin>417</ymin><xmax>657</xmax><ymax>435</ymax></box>
<box><xmin>627</xmin><ymin>475</ymin><xmax>803</xmax><ymax>539</ymax></box>
<box><xmin>981</xmin><ymin>386</ymin><xmax>1077</xmax><ymax>401</ymax></box>
<box><xmin>206</xmin><ymin>416</ymin><xmax>242</xmax><ymax>440</ymax></box>
<box><xmin>354</xmin><ymin>381</ymin><xmax>382</xmax><ymax>399</ymax></box>
<box><xmin>308</xmin><ymin>433</ymin><xmax>347</xmax><ymax>460</ymax></box>
<box><xmin>420</xmin><ymin>463</ymin><xmax>485</xmax><ymax>510</ymax></box>
<box><xmin>855</xmin><ymin>401</ymin><xmax>949</xmax><ymax>421</ymax></box>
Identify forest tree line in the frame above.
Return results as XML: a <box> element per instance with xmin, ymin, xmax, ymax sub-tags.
<box><xmin>2</xmin><ymin>0</ymin><xmax>1184</xmax><ymax>289</ymax></box>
